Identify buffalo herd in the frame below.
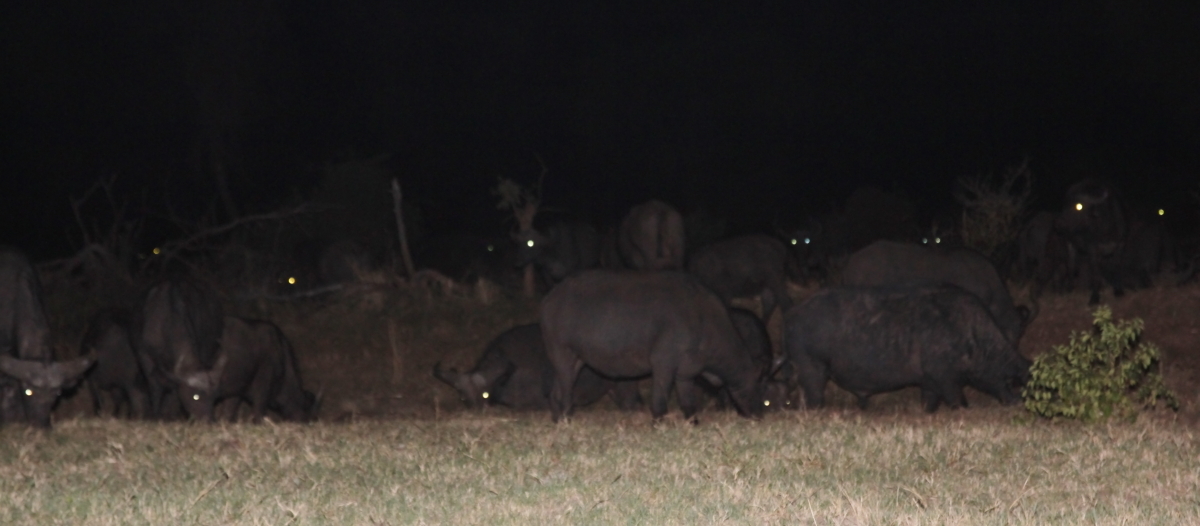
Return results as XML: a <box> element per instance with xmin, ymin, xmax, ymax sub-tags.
<box><xmin>0</xmin><ymin>247</ymin><xmax>316</xmax><ymax>428</ymax></box>
<box><xmin>0</xmin><ymin>183</ymin><xmax>1191</xmax><ymax>427</ymax></box>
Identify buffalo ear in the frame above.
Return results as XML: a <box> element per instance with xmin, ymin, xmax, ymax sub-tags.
<box><xmin>0</xmin><ymin>355</ymin><xmax>42</xmax><ymax>383</ymax></box>
<box><xmin>479</xmin><ymin>360</ymin><xmax>516</xmax><ymax>388</ymax></box>
<box><xmin>767</xmin><ymin>355</ymin><xmax>788</xmax><ymax>380</ymax></box>
<box><xmin>699</xmin><ymin>371</ymin><xmax>724</xmax><ymax>387</ymax></box>
<box><xmin>210</xmin><ymin>353</ymin><xmax>229</xmax><ymax>386</ymax></box>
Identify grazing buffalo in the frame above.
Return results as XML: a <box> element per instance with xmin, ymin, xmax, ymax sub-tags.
<box><xmin>513</xmin><ymin>221</ymin><xmax>602</xmax><ymax>284</ymax></box>
<box><xmin>1058</xmin><ymin>180</ymin><xmax>1128</xmax><ymax>305</ymax></box>
<box><xmin>0</xmin><ymin>248</ymin><xmax>94</xmax><ymax>427</ymax></box>
<box><xmin>134</xmin><ymin>278</ymin><xmax>224</xmax><ymax>418</ymax></box>
<box><xmin>842</xmin><ymin>240</ymin><xmax>1032</xmax><ymax>345</ymax></box>
<box><xmin>687</xmin><ymin>234</ymin><xmax>793</xmax><ymax>322</ymax></box>
<box><xmin>433</xmin><ymin>323</ymin><xmax>642</xmax><ymax>411</ymax></box>
<box><xmin>618</xmin><ymin>200</ymin><xmax>685</xmax><ymax>270</ymax></box>
<box><xmin>702</xmin><ymin>308</ymin><xmax>791</xmax><ymax>410</ymax></box>
<box><xmin>0</xmin><ymin>355</ymin><xmax>94</xmax><ymax>428</ymax></box>
<box><xmin>541</xmin><ymin>270</ymin><xmax>765</xmax><ymax>421</ymax></box>
<box><xmin>81</xmin><ymin>309</ymin><xmax>150</xmax><ymax>418</ymax></box>
<box><xmin>784</xmin><ymin>285</ymin><xmax>1031</xmax><ymax>412</ymax></box>
<box><xmin>175</xmin><ymin>317</ymin><xmax>315</xmax><ymax>422</ymax></box>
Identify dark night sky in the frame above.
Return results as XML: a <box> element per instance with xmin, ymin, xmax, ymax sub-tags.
<box><xmin>2</xmin><ymin>1</ymin><xmax>1198</xmax><ymax>259</ymax></box>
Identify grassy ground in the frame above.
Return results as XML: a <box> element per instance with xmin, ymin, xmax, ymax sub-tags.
<box><xmin>2</xmin><ymin>408</ymin><xmax>1195</xmax><ymax>525</ymax></box>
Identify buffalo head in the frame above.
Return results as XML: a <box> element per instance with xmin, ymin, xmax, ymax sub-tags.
<box><xmin>433</xmin><ymin>360</ymin><xmax>516</xmax><ymax>409</ymax></box>
<box><xmin>0</xmin><ymin>355</ymin><xmax>95</xmax><ymax>428</ymax></box>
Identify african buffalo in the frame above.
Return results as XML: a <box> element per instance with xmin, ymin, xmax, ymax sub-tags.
<box><xmin>433</xmin><ymin>323</ymin><xmax>642</xmax><ymax>411</ymax></box>
<box><xmin>175</xmin><ymin>317</ymin><xmax>315</xmax><ymax>422</ymax></box>
<box><xmin>1018</xmin><ymin>211</ymin><xmax>1076</xmax><ymax>298</ymax></box>
<box><xmin>687</xmin><ymin>234</ymin><xmax>793</xmax><ymax>322</ymax></box>
<box><xmin>513</xmin><ymin>221</ymin><xmax>602</xmax><ymax>284</ymax></box>
<box><xmin>0</xmin><ymin>248</ymin><xmax>95</xmax><ymax>428</ymax></box>
<box><xmin>1058</xmin><ymin>180</ymin><xmax>1128</xmax><ymax>305</ymax></box>
<box><xmin>618</xmin><ymin>200</ymin><xmax>685</xmax><ymax>270</ymax></box>
<box><xmin>81</xmin><ymin>309</ymin><xmax>150</xmax><ymax>418</ymax></box>
<box><xmin>134</xmin><ymin>278</ymin><xmax>224</xmax><ymax>418</ymax></box>
<box><xmin>784</xmin><ymin>285</ymin><xmax>1031</xmax><ymax>412</ymax></box>
<box><xmin>842</xmin><ymin>240</ymin><xmax>1032</xmax><ymax>345</ymax></box>
<box><xmin>541</xmin><ymin>270</ymin><xmax>765</xmax><ymax>421</ymax></box>
<box><xmin>702</xmin><ymin>308</ymin><xmax>791</xmax><ymax>410</ymax></box>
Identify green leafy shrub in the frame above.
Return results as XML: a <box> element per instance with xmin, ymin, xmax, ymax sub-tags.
<box><xmin>1023</xmin><ymin>306</ymin><xmax>1179</xmax><ymax>421</ymax></box>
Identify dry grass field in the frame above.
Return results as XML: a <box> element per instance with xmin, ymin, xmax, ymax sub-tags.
<box><xmin>11</xmin><ymin>277</ymin><xmax>1200</xmax><ymax>524</ymax></box>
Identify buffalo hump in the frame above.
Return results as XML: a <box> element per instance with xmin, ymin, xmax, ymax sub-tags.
<box><xmin>617</xmin><ymin>200</ymin><xmax>685</xmax><ymax>270</ymax></box>
<box><xmin>687</xmin><ymin>234</ymin><xmax>792</xmax><ymax>321</ymax></box>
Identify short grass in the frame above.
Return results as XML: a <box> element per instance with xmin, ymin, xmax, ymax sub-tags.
<box><xmin>3</xmin><ymin>408</ymin><xmax>1196</xmax><ymax>525</ymax></box>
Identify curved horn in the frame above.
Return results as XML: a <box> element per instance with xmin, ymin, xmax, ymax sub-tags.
<box><xmin>0</xmin><ymin>355</ymin><xmax>41</xmax><ymax>382</ymax></box>
<box><xmin>432</xmin><ymin>361</ymin><xmax>459</xmax><ymax>385</ymax></box>
<box><xmin>57</xmin><ymin>355</ymin><xmax>96</xmax><ymax>380</ymax></box>
<box><xmin>768</xmin><ymin>355</ymin><xmax>789</xmax><ymax>380</ymax></box>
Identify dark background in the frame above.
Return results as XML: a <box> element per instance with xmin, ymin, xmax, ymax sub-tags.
<box><xmin>3</xmin><ymin>1</ymin><xmax>1197</xmax><ymax>260</ymax></box>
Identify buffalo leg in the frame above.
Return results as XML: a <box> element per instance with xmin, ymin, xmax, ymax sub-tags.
<box><xmin>936</xmin><ymin>380</ymin><xmax>967</xmax><ymax>410</ymax></box>
<box><xmin>548</xmin><ymin>353</ymin><xmax>578</xmax><ymax>422</ymax></box>
<box><xmin>792</xmin><ymin>356</ymin><xmax>827</xmax><ymax>409</ymax></box>
<box><xmin>609</xmin><ymin>380</ymin><xmax>643</xmax><ymax>411</ymax></box>
<box><xmin>675</xmin><ymin>374</ymin><xmax>701</xmax><ymax>419</ymax></box>
<box><xmin>920</xmin><ymin>388</ymin><xmax>942</xmax><ymax>413</ymax></box>
<box><xmin>87</xmin><ymin>381</ymin><xmax>104</xmax><ymax>416</ymax></box>
<box><xmin>760</xmin><ymin>289</ymin><xmax>778</xmax><ymax>324</ymax></box>
<box><xmin>129</xmin><ymin>388</ymin><xmax>149</xmax><ymax>420</ymax></box>
<box><xmin>649</xmin><ymin>370</ymin><xmax>675</xmax><ymax>419</ymax></box>
<box><xmin>855</xmin><ymin>394</ymin><xmax>870</xmax><ymax>410</ymax></box>
<box><xmin>111</xmin><ymin>388</ymin><xmax>131</xmax><ymax>418</ymax></box>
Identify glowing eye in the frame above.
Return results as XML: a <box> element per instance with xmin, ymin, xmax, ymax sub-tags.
<box><xmin>152</xmin><ymin>247</ymin><xmax>161</xmax><ymax>255</ymax></box>
<box><xmin>287</xmin><ymin>277</ymin><xmax>296</xmax><ymax>285</ymax></box>
<box><xmin>935</xmin><ymin>237</ymin><xmax>941</xmax><ymax>244</ymax></box>
<box><xmin>790</xmin><ymin>238</ymin><xmax>797</xmax><ymax>245</ymax></box>
<box><xmin>1075</xmin><ymin>203</ymin><xmax>1083</xmax><ymax>211</ymax></box>
<box><xmin>1158</xmin><ymin>209</ymin><xmax>1165</xmax><ymax>216</ymax></box>
<box><xmin>481</xmin><ymin>392</ymin><xmax>489</xmax><ymax>399</ymax></box>
<box><xmin>486</xmin><ymin>244</ymin><xmax>494</xmax><ymax>252</ymax></box>
<box><xmin>922</xmin><ymin>238</ymin><xmax>929</xmax><ymax>244</ymax></box>
<box><xmin>526</xmin><ymin>240</ymin><xmax>535</xmax><ymax>248</ymax></box>
<box><xmin>763</xmin><ymin>400</ymin><xmax>770</xmax><ymax>406</ymax></box>
<box><xmin>804</xmin><ymin>238</ymin><xmax>811</xmax><ymax>244</ymax></box>
<box><xmin>192</xmin><ymin>394</ymin><xmax>200</xmax><ymax>401</ymax></box>
<box><xmin>24</xmin><ymin>389</ymin><xmax>32</xmax><ymax>396</ymax></box>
